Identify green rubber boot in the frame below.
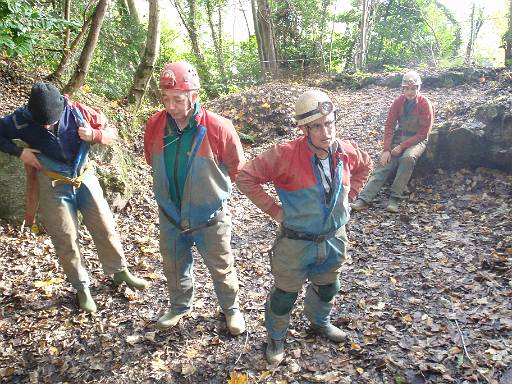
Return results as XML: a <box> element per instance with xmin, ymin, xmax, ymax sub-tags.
<box><xmin>350</xmin><ymin>199</ymin><xmax>369</xmax><ymax>211</ymax></box>
<box><xmin>156</xmin><ymin>309</ymin><xmax>192</xmax><ymax>330</ymax></box>
<box><xmin>311</xmin><ymin>323</ymin><xmax>347</xmax><ymax>342</ymax></box>
<box><xmin>265</xmin><ymin>336</ymin><xmax>285</xmax><ymax>365</ymax></box>
<box><xmin>386</xmin><ymin>197</ymin><xmax>400</xmax><ymax>213</ymax></box>
<box><xmin>77</xmin><ymin>288</ymin><xmax>97</xmax><ymax>313</ymax></box>
<box><xmin>113</xmin><ymin>268</ymin><xmax>150</xmax><ymax>290</ymax></box>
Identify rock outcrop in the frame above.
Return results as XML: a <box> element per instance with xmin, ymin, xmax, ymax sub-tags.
<box><xmin>417</xmin><ymin>95</ymin><xmax>512</xmax><ymax>174</ymax></box>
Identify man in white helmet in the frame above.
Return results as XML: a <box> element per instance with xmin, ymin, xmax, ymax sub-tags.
<box><xmin>351</xmin><ymin>70</ymin><xmax>434</xmax><ymax>212</ymax></box>
<box><xmin>237</xmin><ymin>89</ymin><xmax>372</xmax><ymax>365</ymax></box>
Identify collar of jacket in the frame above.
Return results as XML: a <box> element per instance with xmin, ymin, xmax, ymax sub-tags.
<box><xmin>300</xmin><ymin>136</ymin><xmax>349</xmax><ymax>165</ymax></box>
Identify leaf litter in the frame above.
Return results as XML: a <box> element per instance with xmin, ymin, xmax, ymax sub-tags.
<box><xmin>0</xmin><ymin>65</ymin><xmax>511</xmax><ymax>383</ymax></box>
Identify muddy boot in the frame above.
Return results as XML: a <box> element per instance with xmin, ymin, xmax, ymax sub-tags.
<box><xmin>77</xmin><ymin>288</ymin><xmax>97</xmax><ymax>313</ymax></box>
<box><xmin>156</xmin><ymin>308</ymin><xmax>191</xmax><ymax>330</ymax></box>
<box><xmin>386</xmin><ymin>197</ymin><xmax>400</xmax><ymax>213</ymax></box>
<box><xmin>311</xmin><ymin>323</ymin><xmax>347</xmax><ymax>342</ymax></box>
<box><xmin>113</xmin><ymin>268</ymin><xmax>150</xmax><ymax>290</ymax></box>
<box><xmin>266</xmin><ymin>336</ymin><xmax>285</xmax><ymax>365</ymax></box>
<box><xmin>226</xmin><ymin>310</ymin><xmax>246</xmax><ymax>335</ymax></box>
<box><xmin>350</xmin><ymin>199</ymin><xmax>369</xmax><ymax>211</ymax></box>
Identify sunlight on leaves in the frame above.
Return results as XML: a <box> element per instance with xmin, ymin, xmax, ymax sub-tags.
<box><xmin>33</xmin><ymin>278</ymin><xmax>64</xmax><ymax>288</ymax></box>
<box><xmin>227</xmin><ymin>371</ymin><xmax>249</xmax><ymax>384</ymax></box>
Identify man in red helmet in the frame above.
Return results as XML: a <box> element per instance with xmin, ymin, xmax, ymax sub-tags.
<box><xmin>144</xmin><ymin>61</ymin><xmax>246</xmax><ymax>335</ymax></box>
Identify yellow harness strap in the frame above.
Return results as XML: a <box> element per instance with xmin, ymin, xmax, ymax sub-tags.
<box><xmin>43</xmin><ymin>161</ymin><xmax>95</xmax><ymax>188</ymax></box>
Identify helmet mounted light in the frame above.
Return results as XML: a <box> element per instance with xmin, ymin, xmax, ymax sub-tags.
<box><xmin>295</xmin><ymin>101</ymin><xmax>334</xmax><ymax>122</ymax></box>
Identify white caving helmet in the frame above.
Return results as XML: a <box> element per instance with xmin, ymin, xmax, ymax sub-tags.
<box><xmin>402</xmin><ymin>70</ymin><xmax>422</xmax><ymax>88</ymax></box>
<box><xmin>295</xmin><ymin>90</ymin><xmax>335</xmax><ymax>126</ymax></box>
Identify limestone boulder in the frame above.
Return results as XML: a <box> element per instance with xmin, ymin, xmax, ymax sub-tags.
<box><xmin>417</xmin><ymin>95</ymin><xmax>512</xmax><ymax>174</ymax></box>
<box><xmin>0</xmin><ymin>142</ymin><xmax>138</xmax><ymax>224</ymax></box>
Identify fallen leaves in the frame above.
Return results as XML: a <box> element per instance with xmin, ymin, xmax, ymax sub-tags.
<box><xmin>1</xmin><ymin>67</ymin><xmax>511</xmax><ymax>383</ymax></box>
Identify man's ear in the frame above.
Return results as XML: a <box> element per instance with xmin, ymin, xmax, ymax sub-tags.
<box><xmin>299</xmin><ymin>125</ymin><xmax>308</xmax><ymax>136</ymax></box>
<box><xmin>190</xmin><ymin>91</ymin><xmax>199</xmax><ymax>104</ymax></box>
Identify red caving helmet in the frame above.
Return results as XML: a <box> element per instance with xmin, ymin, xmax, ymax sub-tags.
<box><xmin>159</xmin><ymin>61</ymin><xmax>200</xmax><ymax>91</ymax></box>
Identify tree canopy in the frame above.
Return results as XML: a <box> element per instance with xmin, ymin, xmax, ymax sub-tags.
<box><xmin>0</xmin><ymin>0</ymin><xmax>509</xmax><ymax>101</ymax></box>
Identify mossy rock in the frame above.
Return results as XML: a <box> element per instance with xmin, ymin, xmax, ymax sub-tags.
<box><xmin>0</xmin><ymin>142</ymin><xmax>137</xmax><ymax>223</ymax></box>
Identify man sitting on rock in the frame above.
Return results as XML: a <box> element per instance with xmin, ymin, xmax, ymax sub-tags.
<box><xmin>0</xmin><ymin>82</ymin><xmax>149</xmax><ymax>312</ymax></box>
<box><xmin>237</xmin><ymin>89</ymin><xmax>372</xmax><ymax>364</ymax></box>
<box><xmin>351</xmin><ymin>70</ymin><xmax>434</xmax><ymax>213</ymax></box>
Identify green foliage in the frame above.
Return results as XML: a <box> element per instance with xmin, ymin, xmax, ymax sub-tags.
<box><xmin>228</xmin><ymin>36</ymin><xmax>261</xmax><ymax>89</ymax></box>
<box><xmin>0</xmin><ymin>0</ymin><xmax>76</xmax><ymax>57</ymax></box>
<box><xmin>383</xmin><ymin>64</ymin><xmax>403</xmax><ymax>72</ymax></box>
<box><xmin>271</xmin><ymin>0</ymin><xmax>331</xmax><ymax>70</ymax></box>
<box><xmin>86</xmin><ymin>7</ymin><xmax>147</xmax><ymax>99</ymax></box>
<box><xmin>367</xmin><ymin>0</ymin><xmax>461</xmax><ymax>69</ymax></box>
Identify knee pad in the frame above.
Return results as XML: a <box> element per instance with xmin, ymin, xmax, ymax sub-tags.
<box><xmin>270</xmin><ymin>288</ymin><xmax>298</xmax><ymax>316</ymax></box>
<box><xmin>316</xmin><ymin>279</ymin><xmax>340</xmax><ymax>302</ymax></box>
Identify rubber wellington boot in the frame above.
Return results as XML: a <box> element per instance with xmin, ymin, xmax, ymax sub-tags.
<box><xmin>386</xmin><ymin>197</ymin><xmax>400</xmax><ymax>213</ymax></box>
<box><xmin>77</xmin><ymin>288</ymin><xmax>97</xmax><ymax>313</ymax></box>
<box><xmin>311</xmin><ymin>323</ymin><xmax>347</xmax><ymax>342</ymax></box>
<box><xmin>225</xmin><ymin>311</ymin><xmax>246</xmax><ymax>335</ymax></box>
<box><xmin>265</xmin><ymin>336</ymin><xmax>285</xmax><ymax>365</ymax></box>
<box><xmin>113</xmin><ymin>268</ymin><xmax>150</xmax><ymax>290</ymax></box>
<box><xmin>350</xmin><ymin>199</ymin><xmax>369</xmax><ymax>211</ymax></box>
<box><xmin>156</xmin><ymin>308</ymin><xmax>192</xmax><ymax>330</ymax></box>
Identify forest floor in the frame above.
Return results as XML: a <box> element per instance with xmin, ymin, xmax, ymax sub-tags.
<box><xmin>0</xmin><ymin>66</ymin><xmax>511</xmax><ymax>384</ymax></box>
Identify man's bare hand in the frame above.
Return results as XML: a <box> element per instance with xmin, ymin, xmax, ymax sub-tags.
<box><xmin>20</xmin><ymin>148</ymin><xmax>41</xmax><ymax>170</ymax></box>
<box><xmin>78</xmin><ymin>121</ymin><xmax>94</xmax><ymax>141</ymax></box>
<box><xmin>380</xmin><ymin>150</ymin><xmax>391</xmax><ymax>166</ymax></box>
<box><xmin>391</xmin><ymin>145</ymin><xmax>403</xmax><ymax>157</ymax></box>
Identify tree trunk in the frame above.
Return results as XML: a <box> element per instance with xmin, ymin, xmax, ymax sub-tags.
<box><xmin>64</xmin><ymin>0</ymin><xmax>71</xmax><ymax>50</ymax></box>
<box><xmin>51</xmin><ymin>15</ymin><xmax>93</xmax><ymax>81</ymax></box>
<box><xmin>506</xmin><ymin>0</ymin><xmax>512</xmax><ymax>66</ymax></box>
<box><xmin>317</xmin><ymin>0</ymin><xmax>331</xmax><ymax>71</ymax></box>
<box><xmin>374</xmin><ymin>0</ymin><xmax>393</xmax><ymax>65</ymax></box>
<box><xmin>256</xmin><ymin>0</ymin><xmax>277</xmax><ymax>75</ymax></box>
<box><xmin>355</xmin><ymin>0</ymin><xmax>369</xmax><ymax>71</ymax></box>
<box><xmin>465</xmin><ymin>3</ymin><xmax>484</xmax><ymax>66</ymax></box>
<box><xmin>251</xmin><ymin>0</ymin><xmax>265</xmax><ymax>71</ymax></box>
<box><xmin>239</xmin><ymin>0</ymin><xmax>251</xmax><ymax>37</ymax></box>
<box><xmin>64</xmin><ymin>0</ymin><xmax>110</xmax><ymax>95</ymax></box>
<box><xmin>205</xmin><ymin>0</ymin><xmax>227</xmax><ymax>88</ymax></box>
<box><xmin>125</xmin><ymin>0</ymin><xmax>141</xmax><ymax>23</ymax></box>
<box><xmin>172</xmin><ymin>0</ymin><xmax>210</xmax><ymax>79</ymax></box>
<box><xmin>127</xmin><ymin>0</ymin><xmax>160</xmax><ymax>107</ymax></box>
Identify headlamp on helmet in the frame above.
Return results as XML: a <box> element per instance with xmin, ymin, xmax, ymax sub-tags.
<box><xmin>296</xmin><ymin>101</ymin><xmax>334</xmax><ymax>122</ymax></box>
<box><xmin>295</xmin><ymin>90</ymin><xmax>335</xmax><ymax>126</ymax></box>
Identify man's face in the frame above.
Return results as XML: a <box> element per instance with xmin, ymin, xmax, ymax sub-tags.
<box><xmin>301</xmin><ymin>112</ymin><xmax>336</xmax><ymax>150</ymax></box>
<box><xmin>402</xmin><ymin>85</ymin><xmax>419</xmax><ymax>100</ymax></box>
<box><xmin>161</xmin><ymin>90</ymin><xmax>197</xmax><ymax>121</ymax></box>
